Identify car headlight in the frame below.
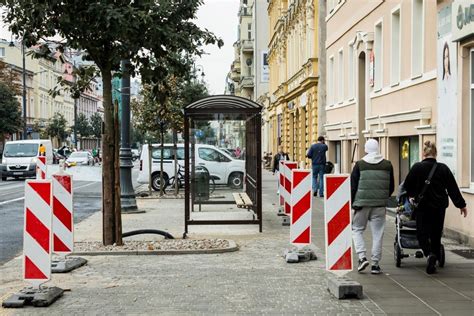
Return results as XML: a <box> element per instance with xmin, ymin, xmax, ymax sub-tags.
<box><xmin>31</xmin><ymin>157</ymin><xmax>38</xmax><ymax>164</ymax></box>
<box><xmin>1</xmin><ymin>158</ymin><xmax>5</xmax><ymax>164</ymax></box>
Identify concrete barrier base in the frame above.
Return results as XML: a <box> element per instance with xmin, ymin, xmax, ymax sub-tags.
<box><xmin>52</xmin><ymin>257</ymin><xmax>87</xmax><ymax>273</ymax></box>
<box><xmin>327</xmin><ymin>277</ymin><xmax>363</xmax><ymax>299</ymax></box>
<box><xmin>2</xmin><ymin>286</ymin><xmax>64</xmax><ymax>308</ymax></box>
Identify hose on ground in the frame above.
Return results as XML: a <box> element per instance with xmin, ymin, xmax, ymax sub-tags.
<box><xmin>122</xmin><ymin>229</ymin><xmax>174</xmax><ymax>239</ymax></box>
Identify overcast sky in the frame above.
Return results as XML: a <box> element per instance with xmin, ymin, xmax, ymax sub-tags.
<box><xmin>0</xmin><ymin>1</ymin><xmax>240</xmax><ymax>94</ymax></box>
<box><xmin>195</xmin><ymin>0</ymin><xmax>240</xmax><ymax>94</ymax></box>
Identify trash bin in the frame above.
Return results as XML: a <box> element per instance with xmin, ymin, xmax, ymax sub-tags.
<box><xmin>194</xmin><ymin>166</ymin><xmax>210</xmax><ymax>201</ymax></box>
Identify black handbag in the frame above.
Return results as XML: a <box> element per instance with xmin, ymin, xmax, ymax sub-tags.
<box><xmin>325</xmin><ymin>161</ymin><xmax>334</xmax><ymax>174</ymax></box>
<box><xmin>411</xmin><ymin>162</ymin><xmax>438</xmax><ymax>218</ymax></box>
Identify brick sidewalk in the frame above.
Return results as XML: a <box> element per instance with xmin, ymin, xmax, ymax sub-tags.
<box><xmin>0</xmin><ymin>170</ymin><xmax>473</xmax><ymax>315</ymax></box>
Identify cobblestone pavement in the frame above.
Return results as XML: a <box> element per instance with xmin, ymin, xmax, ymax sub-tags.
<box><xmin>0</xmin><ymin>170</ymin><xmax>472</xmax><ymax>315</ymax></box>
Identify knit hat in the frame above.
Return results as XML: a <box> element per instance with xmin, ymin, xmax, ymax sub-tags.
<box><xmin>365</xmin><ymin>139</ymin><xmax>379</xmax><ymax>154</ymax></box>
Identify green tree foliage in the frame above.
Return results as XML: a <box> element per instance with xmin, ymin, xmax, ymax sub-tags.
<box><xmin>3</xmin><ymin>0</ymin><xmax>221</xmax><ymax>245</ymax></box>
<box><xmin>75</xmin><ymin>113</ymin><xmax>91</xmax><ymax>138</ymax></box>
<box><xmin>46</xmin><ymin>112</ymin><xmax>68</xmax><ymax>143</ymax></box>
<box><xmin>90</xmin><ymin>112</ymin><xmax>103</xmax><ymax>139</ymax></box>
<box><xmin>0</xmin><ymin>83</ymin><xmax>22</xmax><ymax>136</ymax></box>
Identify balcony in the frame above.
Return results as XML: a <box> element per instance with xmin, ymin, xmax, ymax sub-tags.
<box><xmin>239</xmin><ymin>7</ymin><xmax>252</xmax><ymax>17</ymax></box>
<box><xmin>241</xmin><ymin>39</ymin><xmax>254</xmax><ymax>53</ymax></box>
<box><xmin>239</xmin><ymin>76</ymin><xmax>254</xmax><ymax>88</ymax></box>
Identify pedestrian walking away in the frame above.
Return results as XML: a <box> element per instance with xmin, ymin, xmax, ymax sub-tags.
<box><xmin>272</xmin><ymin>146</ymin><xmax>289</xmax><ymax>194</ymax></box>
<box><xmin>307</xmin><ymin>136</ymin><xmax>328</xmax><ymax>197</ymax></box>
<box><xmin>351</xmin><ymin>139</ymin><xmax>394</xmax><ymax>274</ymax></box>
<box><xmin>404</xmin><ymin>141</ymin><xmax>468</xmax><ymax>274</ymax></box>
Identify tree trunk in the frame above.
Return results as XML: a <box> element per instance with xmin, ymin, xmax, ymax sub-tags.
<box><xmin>101</xmin><ymin>70</ymin><xmax>120</xmax><ymax>245</ymax></box>
<box><xmin>113</xmin><ymin>100</ymin><xmax>122</xmax><ymax>245</ymax></box>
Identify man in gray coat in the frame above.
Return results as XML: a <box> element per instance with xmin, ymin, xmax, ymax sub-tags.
<box><xmin>351</xmin><ymin>139</ymin><xmax>394</xmax><ymax>274</ymax></box>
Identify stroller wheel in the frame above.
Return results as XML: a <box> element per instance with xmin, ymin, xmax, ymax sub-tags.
<box><xmin>394</xmin><ymin>242</ymin><xmax>402</xmax><ymax>267</ymax></box>
<box><xmin>438</xmin><ymin>244</ymin><xmax>445</xmax><ymax>268</ymax></box>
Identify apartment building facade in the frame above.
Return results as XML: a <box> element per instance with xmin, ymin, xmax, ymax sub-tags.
<box><xmin>266</xmin><ymin>0</ymin><xmax>319</xmax><ymax>163</ymax></box>
<box><xmin>325</xmin><ymin>0</ymin><xmax>473</xmax><ymax>244</ymax></box>
<box><xmin>436</xmin><ymin>0</ymin><xmax>474</xmax><ymax>244</ymax></box>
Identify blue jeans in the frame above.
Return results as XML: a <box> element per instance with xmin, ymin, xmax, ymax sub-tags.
<box><xmin>312</xmin><ymin>164</ymin><xmax>325</xmax><ymax>196</ymax></box>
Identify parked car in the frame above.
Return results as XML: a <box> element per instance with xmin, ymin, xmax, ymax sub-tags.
<box><xmin>0</xmin><ymin>140</ymin><xmax>53</xmax><ymax>181</ymax></box>
<box><xmin>138</xmin><ymin>143</ymin><xmax>245</xmax><ymax>191</ymax></box>
<box><xmin>66</xmin><ymin>151</ymin><xmax>95</xmax><ymax>166</ymax></box>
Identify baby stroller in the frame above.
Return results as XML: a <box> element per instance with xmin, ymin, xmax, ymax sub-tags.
<box><xmin>394</xmin><ymin>188</ymin><xmax>445</xmax><ymax>268</ymax></box>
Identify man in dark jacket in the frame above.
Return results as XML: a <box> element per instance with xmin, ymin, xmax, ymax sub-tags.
<box><xmin>404</xmin><ymin>141</ymin><xmax>467</xmax><ymax>274</ymax></box>
<box><xmin>307</xmin><ymin>136</ymin><xmax>328</xmax><ymax>197</ymax></box>
<box><xmin>272</xmin><ymin>146</ymin><xmax>290</xmax><ymax>174</ymax></box>
<box><xmin>351</xmin><ymin>139</ymin><xmax>394</xmax><ymax>274</ymax></box>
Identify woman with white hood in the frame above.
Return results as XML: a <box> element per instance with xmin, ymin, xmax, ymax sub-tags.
<box><xmin>351</xmin><ymin>139</ymin><xmax>394</xmax><ymax>274</ymax></box>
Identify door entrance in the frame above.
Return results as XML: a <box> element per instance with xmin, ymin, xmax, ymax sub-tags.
<box><xmin>399</xmin><ymin>136</ymin><xmax>420</xmax><ymax>182</ymax></box>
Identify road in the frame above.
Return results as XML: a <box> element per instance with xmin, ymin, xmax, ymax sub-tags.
<box><xmin>0</xmin><ymin>164</ymin><xmax>140</xmax><ymax>265</ymax></box>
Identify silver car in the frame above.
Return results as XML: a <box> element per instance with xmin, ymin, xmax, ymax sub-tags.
<box><xmin>66</xmin><ymin>151</ymin><xmax>95</xmax><ymax>166</ymax></box>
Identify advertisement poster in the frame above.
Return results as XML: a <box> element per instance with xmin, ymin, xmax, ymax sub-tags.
<box><xmin>437</xmin><ymin>4</ymin><xmax>458</xmax><ymax>176</ymax></box>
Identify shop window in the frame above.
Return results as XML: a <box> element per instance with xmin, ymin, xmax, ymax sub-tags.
<box><xmin>335</xmin><ymin>141</ymin><xmax>341</xmax><ymax>167</ymax></box>
<box><xmin>399</xmin><ymin>136</ymin><xmax>419</xmax><ymax>182</ymax></box>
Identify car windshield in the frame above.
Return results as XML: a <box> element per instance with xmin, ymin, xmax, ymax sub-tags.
<box><xmin>69</xmin><ymin>152</ymin><xmax>88</xmax><ymax>158</ymax></box>
<box><xmin>3</xmin><ymin>143</ymin><xmax>38</xmax><ymax>157</ymax></box>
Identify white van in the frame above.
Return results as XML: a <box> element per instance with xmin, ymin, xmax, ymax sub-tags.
<box><xmin>1</xmin><ymin>140</ymin><xmax>53</xmax><ymax>181</ymax></box>
<box><xmin>138</xmin><ymin>143</ymin><xmax>245</xmax><ymax>191</ymax></box>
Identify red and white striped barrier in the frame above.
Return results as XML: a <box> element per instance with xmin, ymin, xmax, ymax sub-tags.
<box><xmin>290</xmin><ymin>169</ymin><xmax>312</xmax><ymax>247</ymax></box>
<box><xmin>324</xmin><ymin>174</ymin><xmax>353</xmax><ymax>273</ymax></box>
<box><xmin>23</xmin><ymin>180</ymin><xmax>52</xmax><ymax>287</ymax></box>
<box><xmin>282</xmin><ymin>161</ymin><xmax>298</xmax><ymax>215</ymax></box>
<box><xmin>52</xmin><ymin>173</ymin><xmax>74</xmax><ymax>255</ymax></box>
<box><xmin>278</xmin><ymin>161</ymin><xmax>285</xmax><ymax>208</ymax></box>
<box><xmin>36</xmin><ymin>156</ymin><xmax>47</xmax><ymax>180</ymax></box>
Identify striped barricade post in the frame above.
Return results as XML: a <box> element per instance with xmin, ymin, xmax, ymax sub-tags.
<box><xmin>283</xmin><ymin>169</ymin><xmax>317</xmax><ymax>263</ymax></box>
<box><xmin>278</xmin><ymin>161</ymin><xmax>285</xmax><ymax>215</ymax></box>
<box><xmin>36</xmin><ymin>156</ymin><xmax>47</xmax><ymax>180</ymax></box>
<box><xmin>2</xmin><ymin>180</ymin><xmax>64</xmax><ymax>308</ymax></box>
<box><xmin>290</xmin><ymin>169</ymin><xmax>312</xmax><ymax>247</ymax></box>
<box><xmin>324</xmin><ymin>174</ymin><xmax>362</xmax><ymax>299</ymax></box>
<box><xmin>51</xmin><ymin>170</ymin><xmax>87</xmax><ymax>273</ymax></box>
<box><xmin>281</xmin><ymin>161</ymin><xmax>298</xmax><ymax>226</ymax></box>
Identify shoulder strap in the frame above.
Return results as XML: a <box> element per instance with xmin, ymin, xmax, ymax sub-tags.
<box><xmin>418</xmin><ymin>162</ymin><xmax>438</xmax><ymax>201</ymax></box>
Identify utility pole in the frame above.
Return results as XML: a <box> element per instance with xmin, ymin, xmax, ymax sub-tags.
<box><xmin>119</xmin><ymin>59</ymin><xmax>138</xmax><ymax>212</ymax></box>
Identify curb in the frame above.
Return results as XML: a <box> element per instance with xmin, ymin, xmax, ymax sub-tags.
<box><xmin>71</xmin><ymin>240</ymin><xmax>239</xmax><ymax>256</ymax></box>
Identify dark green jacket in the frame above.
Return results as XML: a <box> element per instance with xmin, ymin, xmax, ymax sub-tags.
<box><xmin>351</xmin><ymin>159</ymin><xmax>394</xmax><ymax>208</ymax></box>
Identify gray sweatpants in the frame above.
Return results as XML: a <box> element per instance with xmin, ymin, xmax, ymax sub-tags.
<box><xmin>352</xmin><ymin>207</ymin><xmax>386</xmax><ymax>265</ymax></box>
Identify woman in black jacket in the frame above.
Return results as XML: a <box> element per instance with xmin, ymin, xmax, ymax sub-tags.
<box><xmin>404</xmin><ymin>141</ymin><xmax>468</xmax><ymax>274</ymax></box>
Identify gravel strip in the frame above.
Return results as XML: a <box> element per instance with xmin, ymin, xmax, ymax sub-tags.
<box><xmin>74</xmin><ymin>239</ymin><xmax>231</xmax><ymax>252</ymax></box>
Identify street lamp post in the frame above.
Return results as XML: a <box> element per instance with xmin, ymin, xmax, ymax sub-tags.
<box><xmin>119</xmin><ymin>59</ymin><xmax>138</xmax><ymax>212</ymax></box>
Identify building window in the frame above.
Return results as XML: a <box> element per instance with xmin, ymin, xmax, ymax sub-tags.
<box><xmin>348</xmin><ymin>43</ymin><xmax>355</xmax><ymax>100</ymax></box>
<box><xmin>470</xmin><ymin>50</ymin><xmax>474</xmax><ymax>184</ymax></box>
<box><xmin>391</xmin><ymin>8</ymin><xmax>401</xmax><ymax>85</ymax></box>
<box><xmin>248</xmin><ymin>23</ymin><xmax>252</xmax><ymax>40</ymax></box>
<box><xmin>338</xmin><ymin>48</ymin><xmax>344</xmax><ymax>103</ymax></box>
<box><xmin>374</xmin><ymin>21</ymin><xmax>383</xmax><ymax>91</ymax></box>
<box><xmin>412</xmin><ymin>0</ymin><xmax>423</xmax><ymax>77</ymax></box>
<box><xmin>0</xmin><ymin>47</ymin><xmax>5</xmax><ymax>57</ymax></box>
<box><xmin>328</xmin><ymin>56</ymin><xmax>334</xmax><ymax>106</ymax></box>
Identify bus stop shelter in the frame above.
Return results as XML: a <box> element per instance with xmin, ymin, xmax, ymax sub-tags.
<box><xmin>183</xmin><ymin>95</ymin><xmax>262</xmax><ymax>235</ymax></box>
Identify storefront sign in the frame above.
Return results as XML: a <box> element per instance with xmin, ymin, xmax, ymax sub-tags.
<box><xmin>452</xmin><ymin>0</ymin><xmax>474</xmax><ymax>41</ymax></box>
<box><xmin>438</xmin><ymin>4</ymin><xmax>458</xmax><ymax>176</ymax></box>
<box><xmin>261</xmin><ymin>50</ymin><xmax>269</xmax><ymax>83</ymax></box>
